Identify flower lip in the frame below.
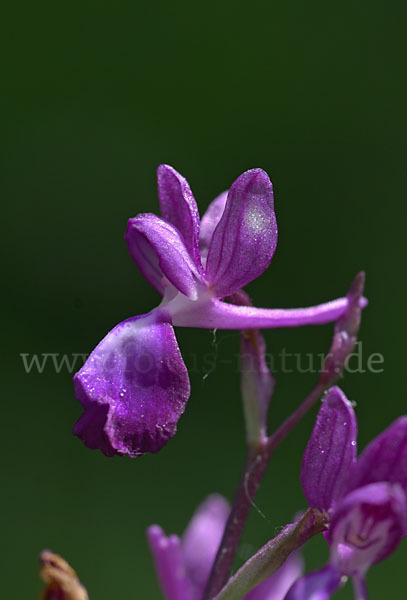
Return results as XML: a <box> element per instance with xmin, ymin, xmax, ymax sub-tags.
<box><xmin>73</xmin><ymin>310</ymin><xmax>190</xmax><ymax>458</ymax></box>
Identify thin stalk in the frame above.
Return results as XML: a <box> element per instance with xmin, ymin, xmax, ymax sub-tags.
<box><xmin>202</xmin><ymin>381</ymin><xmax>326</xmax><ymax>600</ymax></box>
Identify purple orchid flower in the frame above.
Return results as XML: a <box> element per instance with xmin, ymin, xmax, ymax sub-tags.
<box><xmin>284</xmin><ymin>386</ymin><xmax>407</xmax><ymax>600</ymax></box>
<box><xmin>148</xmin><ymin>494</ymin><xmax>303</xmax><ymax>600</ymax></box>
<box><xmin>73</xmin><ymin>165</ymin><xmax>367</xmax><ymax>458</ymax></box>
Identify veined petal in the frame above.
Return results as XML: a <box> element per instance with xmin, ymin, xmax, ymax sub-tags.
<box><xmin>147</xmin><ymin>526</ymin><xmax>192</xmax><ymax>600</ymax></box>
<box><xmin>199</xmin><ymin>191</ymin><xmax>228</xmax><ymax>261</ymax></box>
<box><xmin>283</xmin><ymin>565</ymin><xmax>343</xmax><ymax>600</ymax></box>
<box><xmin>327</xmin><ymin>482</ymin><xmax>407</xmax><ymax>575</ymax></box>
<box><xmin>347</xmin><ymin>416</ymin><xmax>407</xmax><ymax>496</ymax></box>
<box><xmin>301</xmin><ymin>387</ymin><xmax>358</xmax><ymax>511</ymax></box>
<box><xmin>73</xmin><ymin>310</ymin><xmax>190</xmax><ymax>457</ymax></box>
<box><xmin>157</xmin><ymin>164</ymin><xmax>202</xmax><ymax>268</ymax></box>
<box><xmin>171</xmin><ymin>296</ymin><xmax>368</xmax><ymax>329</ymax></box>
<box><xmin>244</xmin><ymin>552</ymin><xmax>303</xmax><ymax>600</ymax></box>
<box><xmin>182</xmin><ymin>495</ymin><xmax>230</xmax><ymax>597</ymax></box>
<box><xmin>205</xmin><ymin>169</ymin><xmax>277</xmax><ymax>298</ymax></box>
<box><xmin>125</xmin><ymin>213</ymin><xmax>202</xmax><ymax>298</ymax></box>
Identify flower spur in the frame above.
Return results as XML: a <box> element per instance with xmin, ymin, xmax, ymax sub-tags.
<box><xmin>73</xmin><ymin>165</ymin><xmax>367</xmax><ymax>458</ymax></box>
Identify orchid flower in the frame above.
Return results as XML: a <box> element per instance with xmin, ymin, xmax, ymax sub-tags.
<box><xmin>284</xmin><ymin>387</ymin><xmax>407</xmax><ymax>600</ymax></box>
<box><xmin>73</xmin><ymin>165</ymin><xmax>367</xmax><ymax>458</ymax></box>
<box><xmin>148</xmin><ymin>494</ymin><xmax>303</xmax><ymax>600</ymax></box>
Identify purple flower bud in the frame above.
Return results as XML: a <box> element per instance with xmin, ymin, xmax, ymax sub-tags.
<box><xmin>320</xmin><ymin>272</ymin><xmax>365</xmax><ymax>387</ymax></box>
<box><xmin>148</xmin><ymin>495</ymin><xmax>230</xmax><ymax>600</ymax></box>
<box><xmin>301</xmin><ymin>387</ymin><xmax>358</xmax><ymax>512</ymax></box>
<box><xmin>149</xmin><ymin>495</ymin><xmax>304</xmax><ymax>600</ymax></box>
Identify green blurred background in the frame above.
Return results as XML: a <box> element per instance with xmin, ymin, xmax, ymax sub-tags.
<box><xmin>2</xmin><ymin>1</ymin><xmax>406</xmax><ymax>597</ymax></box>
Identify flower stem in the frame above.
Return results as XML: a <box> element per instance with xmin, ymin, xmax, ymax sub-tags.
<box><xmin>202</xmin><ymin>381</ymin><xmax>326</xmax><ymax>600</ymax></box>
<box><xmin>204</xmin><ymin>274</ymin><xmax>364</xmax><ymax>599</ymax></box>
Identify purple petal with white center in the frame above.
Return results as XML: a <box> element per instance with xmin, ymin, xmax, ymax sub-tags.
<box><xmin>73</xmin><ymin>310</ymin><xmax>190</xmax><ymax>457</ymax></box>
<box><xmin>244</xmin><ymin>552</ymin><xmax>303</xmax><ymax>600</ymax></box>
<box><xmin>171</xmin><ymin>296</ymin><xmax>368</xmax><ymax>329</ymax></box>
<box><xmin>327</xmin><ymin>482</ymin><xmax>407</xmax><ymax>575</ymax></box>
<box><xmin>157</xmin><ymin>164</ymin><xmax>202</xmax><ymax>269</ymax></box>
<box><xmin>147</xmin><ymin>525</ymin><xmax>192</xmax><ymax>600</ymax></box>
<box><xmin>182</xmin><ymin>495</ymin><xmax>230</xmax><ymax>598</ymax></box>
<box><xmin>205</xmin><ymin>169</ymin><xmax>277</xmax><ymax>298</ymax></box>
<box><xmin>301</xmin><ymin>386</ymin><xmax>358</xmax><ymax>511</ymax></box>
<box><xmin>347</xmin><ymin>416</ymin><xmax>407</xmax><ymax>496</ymax></box>
<box><xmin>125</xmin><ymin>213</ymin><xmax>202</xmax><ymax>298</ymax></box>
<box><xmin>199</xmin><ymin>191</ymin><xmax>228</xmax><ymax>261</ymax></box>
<box><xmin>283</xmin><ymin>565</ymin><xmax>343</xmax><ymax>600</ymax></box>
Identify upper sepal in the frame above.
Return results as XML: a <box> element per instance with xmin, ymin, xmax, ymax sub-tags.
<box><xmin>199</xmin><ymin>191</ymin><xmax>228</xmax><ymax>262</ymax></box>
<box><xmin>157</xmin><ymin>164</ymin><xmax>202</xmax><ymax>269</ymax></box>
<box><xmin>126</xmin><ymin>213</ymin><xmax>202</xmax><ymax>298</ymax></box>
<box><xmin>301</xmin><ymin>387</ymin><xmax>358</xmax><ymax>512</ymax></box>
<box><xmin>205</xmin><ymin>169</ymin><xmax>278</xmax><ymax>298</ymax></box>
<box><xmin>73</xmin><ymin>310</ymin><xmax>190</xmax><ymax>457</ymax></box>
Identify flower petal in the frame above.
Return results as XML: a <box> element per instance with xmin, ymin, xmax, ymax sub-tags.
<box><xmin>199</xmin><ymin>191</ymin><xmax>228</xmax><ymax>262</ymax></box>
<box><xmin>147</xmin><ymin>525</ymin><xmax>192</xmax><ymax>600</ymax></box>
<box><xmin>244</xmin><ymin>552</ymin><xmax>303</xmax><ymax>600</ymax></box>
<box><xmin>73</xmin><ymin>310</ymin><xmax>190</xmax><ymax>457</ymax></box>
<box><xmin>205</xmin><ymin>169</ymin><xmax>277</xmax><ymax>298</ymax></box>
<box><xmin>157</xmin><ymin>165</ymin><xmax>202</xmax><ymax>268</ymax></box>
<box><xmin>283</xmin><ymin>565</ymin><xmax>343</xmax><ymax>600</ymax></box>
<box><xmin>347</xmin><ymin>416</ymin><xmax>407</xmax><ymax>496</ymax></box>
<box><xmin>125</xmin><ymin>213</ymin><xmax>202</xmax><ymax>298</ymax></box>
<box><xmin>327</xmin><ymin>482</ymin><xmax>407</xmax><ymax>575</ymax></box>
<box><xmin>301</xmin><ymin>386</ymin><xmax>358</xmax><ymax>511</ymax></box>
<box><xmin>182</xmin><ymin>495</ymin><xmax>230</xmax><ymax>597</ymax></box>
